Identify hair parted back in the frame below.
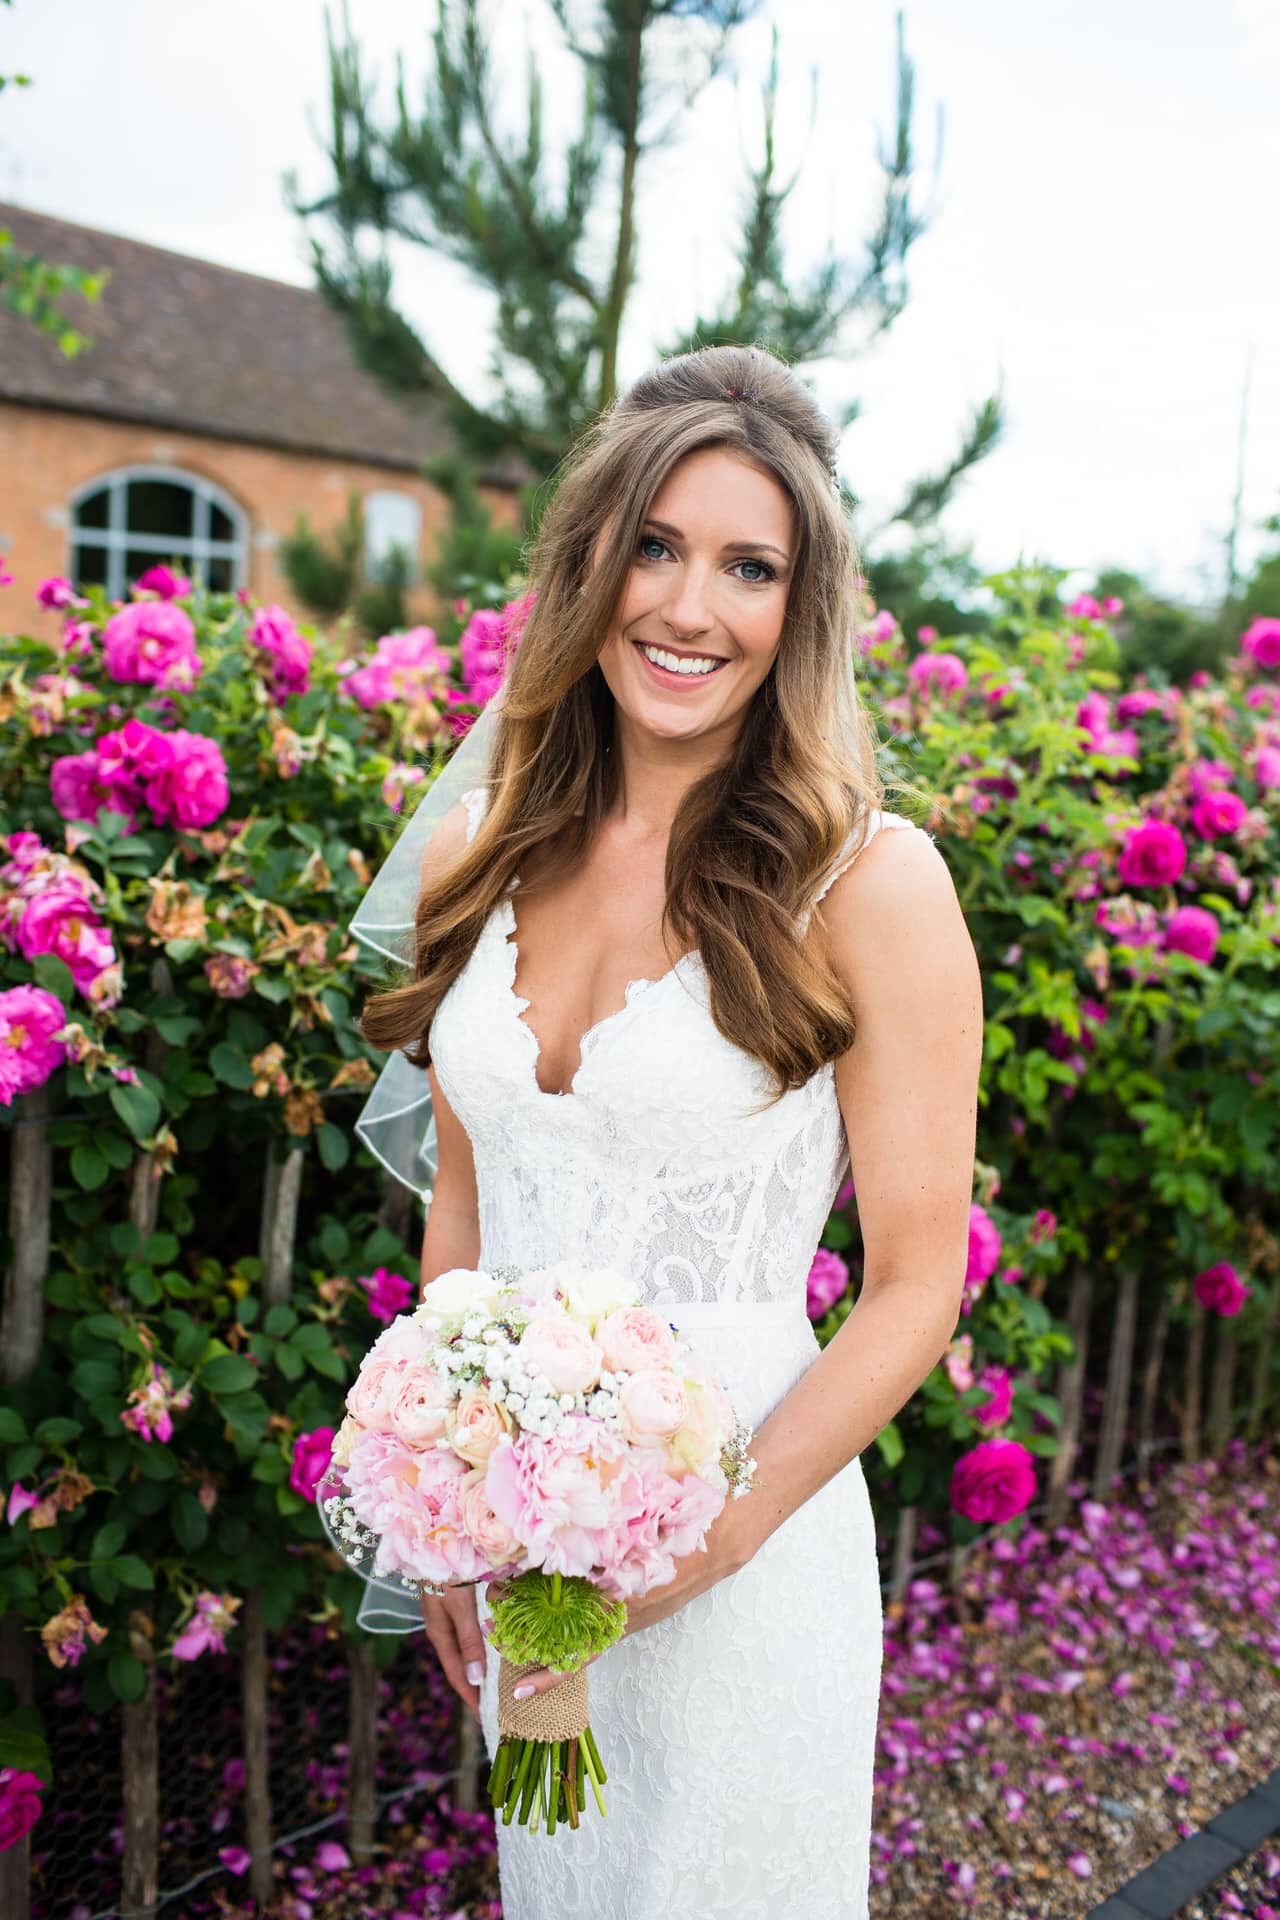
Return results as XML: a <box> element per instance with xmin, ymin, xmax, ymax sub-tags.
<box><xmin>359</xmin><ymin>342</ymin><xmax>921</xmax><ymax>1096</ymax></box>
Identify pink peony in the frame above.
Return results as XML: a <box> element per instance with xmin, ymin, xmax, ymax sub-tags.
<box><xmin>484</xmin><ymin>1419</ymin><xmax>627</xmax><ymax>1578</ymax></box>
<box><xmin>1116</xmin><ymin>817</ymin><xmax>1186</xmax><ymax>888</ymax></box>
<box><xmin>1190</xmin><ymin>788</ymin><xmax>1246</xmax><ymax>841</ymax></box>
<box><xmin>0</xmin><ymin>1769</ymin><xmax>45</xmax><ymax>1851</ymax></box>
<box><xmin>141</xmin><ymin>729</ymin><xmax>229</xmax><ymax>830</ymax></box>
<box><xmin>134</xmin><ymin>564</ymin><xmax>192</xmax><ymax>599</ymax></box>
<box><xmin>595</xmin><ymin>1306</ymin><xmax>677</xmax><ymax>1376</ymax></box>
<box><xmin>1241</xmin><ymin>616</ymin><xmax>1280</xmax><ymax>670</ymax></box>
<box><xmin>345</xmin><ymin>1428</ymin><xmax>480</xmax><ymax>1582</ymax></box>
<box><xmin>0</xmin><ymin>985</ymin><xmax>70</xmax><ymax>1106</ymax></box>
<box><xmin>806</xmin><ymin>1248</ymin><xmax>849</xmax><ymax>1319</ymax></box>
<box><xmin>950</xmin><ymin>1437</ymin><xmax>1036</xmax><ymax>1525</ymax></box>
<box><xmin>358</xmin><ymin>1265</ymin><xmax>415</xmax><ymax>1325</ymax></box>
<box><xmin>290</xmin><ymin>1427</ymin><xmax>335</xmax><ymax>1501</ymax></box>
<box><xmin>249</xmin><ymin>605</ymin><xmax>312</xmax><ymax>700</ymax></box>
<box><xmin>907</xmin><ymin>651</ymin><xmax>968</xmax><ymax>698</ymax></box>
<box><xmin>1193</xmin><ymin>1262</ymin><xmax>1250</xmax><ymax>1317</ymax></box>
<box><xmin>517</xmin><ymin>1312</ymin><xmax>604</xmax><ymax>1395</ymax></box>
<box><xmin>102</xmin><ymin>599</ymin><xmax>202</xmax><ymax>689</ymax></box>
<box><xmin>1163</xmin><ymin>905</ymin><xmax>1219</xmax><ymax>964</ymax></box>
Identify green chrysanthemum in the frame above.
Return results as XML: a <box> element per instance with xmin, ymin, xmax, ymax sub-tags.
<box><xmin>487</xmin><ymin>1570</ymin><xmax>627</xmax><ymax>1672</ymax></box>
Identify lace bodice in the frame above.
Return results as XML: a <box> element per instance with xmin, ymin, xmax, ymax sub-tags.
<box><xmin>429</xmin><ymin>792</ymin><xmax>925</xmax><ymax>1310</ymax></box>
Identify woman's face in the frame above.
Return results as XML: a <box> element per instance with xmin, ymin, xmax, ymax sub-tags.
<box><xmin>593</xmin><ymin>444</ymin><xmax>797</xmax><ymax>752</ymax></box>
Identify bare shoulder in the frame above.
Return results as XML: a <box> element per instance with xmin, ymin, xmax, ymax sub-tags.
<box><xmin>816</xmin><ymin>819</ymin><xmax>980</xmax><ymax>1014</ymax></box>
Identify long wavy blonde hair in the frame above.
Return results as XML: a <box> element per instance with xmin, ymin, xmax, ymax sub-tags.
<box><xmin>360</xmin><ymin>343</ymin><xmax>919</xmax><ymax>1095</ymax></box>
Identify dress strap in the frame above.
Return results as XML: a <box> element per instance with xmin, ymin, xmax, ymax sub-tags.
<box><xmin>805</xmin><ymin>809</ymin><xmax>933</xmax><ymax>927</ymax></box>
<box><xmin>460</xmin><ymin>785</ymin><xmax>489</xmax><ymax>844</ymax></box>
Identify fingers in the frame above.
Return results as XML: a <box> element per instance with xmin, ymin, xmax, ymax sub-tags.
<box><xmin>510</xmin><ymin>1650</ymin><xmax>598</xmax><ymax>1702</ymax></box>
<box><xmin>419</xmin><ymin>1587</ymin><xmax>483</xmax><ymax>1722</ymax></box>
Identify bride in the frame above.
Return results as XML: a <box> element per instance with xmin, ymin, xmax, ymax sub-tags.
<box><xmin>353</xmin><ymin>343</ymin><xmax>982</xmax><ymax>1918</ymax></box>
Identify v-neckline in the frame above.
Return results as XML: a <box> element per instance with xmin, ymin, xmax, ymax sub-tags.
<box><xmin>496</xmin><ymin>890</ymin><xmax>694</xmax><ymax>1101</ymax></box>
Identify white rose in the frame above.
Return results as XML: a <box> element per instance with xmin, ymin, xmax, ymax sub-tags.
<box><xmin>416</xmin><ymin>1267</ymin><xmax>501</xmax><ymax>1325</ymax></box>
<box><xmin>549</xmin><ymin>1265</ymin><xmax>638</xmax><ymax>1334</ymax></box>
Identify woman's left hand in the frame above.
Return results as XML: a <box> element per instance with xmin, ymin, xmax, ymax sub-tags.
<box><xmin>484</xmin><ymin>1499</ymin><xmax>758</xmax><ymax>1702</ymax></box>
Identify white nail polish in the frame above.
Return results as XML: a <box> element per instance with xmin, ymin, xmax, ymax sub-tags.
<box><xmin>513</xmin><ymin>1681</ymin><xmax>536</xmax><ymax>1699</ymax></box>
<box><xmin>467</xmin><ymin>1660</ymin><xmax>485</xmax><ymax>1685</ymax></box>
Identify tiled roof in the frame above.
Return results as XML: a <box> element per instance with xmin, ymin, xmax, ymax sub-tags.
<box><xmin>0</xmin><ymin>202</ymin><xmax>523</xmax><ymax>484</ymax></box>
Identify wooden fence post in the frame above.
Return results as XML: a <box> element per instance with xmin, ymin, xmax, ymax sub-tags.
<box><xmin>259</xmin><ymin>1140</ymin><xmax>305</xmax><ymax>1300</ymax></box>
<box><xmin>1181</xmin><ymin>1298</ymin><xmax>1205</xmax><ymax>1464</ymax></box>
<box><xmin>2</xmin><ymin>1080</ymin><xmax>51</xmax><ymax>1388</ymax></box>
<box><xmin>127</xmin><ymin>960</ymin><xmax>172</xmax><ymax>1240</ymax></box>
<box><xmin>121</xmin><ymin>1617</ymin><xmax>159</xmax><ymax>1918</ymax></box>
<box><xmin>346</xmin><ymin>1637</ymin><xmax>378</xmax><ymax>1864</ymax></box>
<box><xmin>1247</xmin><ymin>1283</ymin><xmax>1277</xmax><ymax>1443</ymax></box>
<box><xmin>1047</xmin><ymin>1263</ymin><xmax>1091</xmax><ymax>1531</ymax></box>
<box><xmin>0</xmin><ymin>1614</ymin><xmax>34</xmax><ymax>1920</ymax></box>
<box><xmin>888</xmin><ymin>1506</ymin><xmax>918</xmax><ymax>1605</ymax></box>
<box><xmin>240</xmin><ymin>1590</ymin><xmax>273</xmax><ymax>1906</ymax></box>
<box><xmin>1206</xmin><ymin>1319</ymin><xmax>1238</xmax><ymax>1457</ymax></box>
<box><xmin>1092</xmin><ymin>1265</ymin><xmax>1138</xmax><ymax>1499</ymax></box>
<box><xmin>1136</xmin><ymin>1290</ymin><xmax>1171</xmax><ymax>1492</ymax></box>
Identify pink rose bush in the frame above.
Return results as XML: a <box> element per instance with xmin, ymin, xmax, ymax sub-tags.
<box><xmin>51</xmin><ymin>715</ymin><xmax>229</xmax><ymax>834</ymax></box>
<box><xmin>102</xmin><ymin>599</ymin><xmax>203</xmax><ymax>690</ymax></box>
<box><xmin>0</xmin><ymin>1768</ymin><xmax>45</xmax><ymax>1852</ymax></box>
<box><xmin>170</xmin><ymin>1591</ymin><xmax>242</xmax><ymax>1661</ymax></box>
<box><xmin>0</xmin><ymin>832</ymin><xmax>120</xmax><ymax>1012</ymax></box>
<box><xmin>319</xmin><ymin>1261</ymin><xmax>759</xmax><ymax>1834</ymax></box>
<box><xmin>248</xmin><ymin>604</ymin><xmax>313</xmax><ymax>701</ymax></box>
<box><xmin>1192</xmin><ymin>1261</ymin><xmax>1251</xmax><ymax>1317</ymax></box>
<box><xmin>805</xmin><ymin>1248</ymin><xmax>849</xmax><ymax>1320</ymax></box>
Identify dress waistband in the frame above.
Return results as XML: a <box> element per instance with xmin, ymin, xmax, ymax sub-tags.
<box><xmin>659</xmin><ymin>1297</ymin><xmax>810</xmax><ymax>1329</ymax></box>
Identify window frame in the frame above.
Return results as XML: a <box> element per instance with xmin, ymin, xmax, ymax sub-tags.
<box><xmin>69</xmin><ymin>465</ymin><xmax>248</xmax><ymax>599</ymax></box>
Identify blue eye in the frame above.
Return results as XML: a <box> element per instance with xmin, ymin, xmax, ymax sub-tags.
<box><xmin>635</xmin><ymin>533</ymin><xmax>777</xmax><ymax>584</ymax></box>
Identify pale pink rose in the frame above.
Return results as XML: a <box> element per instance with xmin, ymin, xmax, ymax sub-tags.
<box><xmin>516</xmin><ymin>1312</ymin><xmax>604</xmax><ymax>1395</ymax></box>
<box><xmin>618</xmin><ymin>1368</ymin><xmax>687</xmax><ymax>1442</ymax></box>
<box><xmin>448</xmin><ymin>1385</ymin><xmax>510</xmax><ymax>1465</ymax></box>
<box><xmin>390</xmin><ymin>1368</ymin><xmax>453</xmax><ymax>1449</ymax></box>
<box><xmin>345</xmin><ymin>1428</ymin><xmax>480</xmax><ymax>1583</ymax></box>
<box><xmin>595</xmin><ymin>1306</ymin><xmax>677</xmax><ymax>1376</ymax></box>
<box><xmin>664</xmin><ymin>1380</ymin><xmax>730</xmax><ymax>1478</ymax></box>
<box><xmin>456</xmin><ymin>1468</ymin><xmax>525</xmax><ymax>1566</ymax></box>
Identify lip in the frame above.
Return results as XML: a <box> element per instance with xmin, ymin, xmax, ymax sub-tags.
<box><xmin>632</xmin><ymin>639</ymin><xmax>730</xmax><ymax>691</ymax></box>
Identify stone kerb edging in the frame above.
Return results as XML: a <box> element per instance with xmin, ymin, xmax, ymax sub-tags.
<box><xmin>1085</xmin><ymin>1763</ymin><xmax>1280</xmax><ymax>1918</ymax></box>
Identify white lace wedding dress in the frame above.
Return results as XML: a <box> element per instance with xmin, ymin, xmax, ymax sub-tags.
<box><xmin>428</xmin><ymin>789</ymin><xmax>923</xmax><ymax>1920</ymax></box>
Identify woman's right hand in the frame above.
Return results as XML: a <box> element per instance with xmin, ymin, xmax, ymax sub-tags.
<box><xmin>420</xmin><ymin>1583</ymin><xmax>487</xmax><ymax>1724</ymax></box>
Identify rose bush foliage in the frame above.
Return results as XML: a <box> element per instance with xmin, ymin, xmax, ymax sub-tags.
<box><xmin>0</xmin><ymin>559</ymin><xmax>1277</xmax><ymax>1820</ymax></box>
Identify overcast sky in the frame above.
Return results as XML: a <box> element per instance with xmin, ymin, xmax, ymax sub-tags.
<box><xmin>4</xmin><ymin>0</ymin><xmax>1277</xmax><ymax>606</ymax></box>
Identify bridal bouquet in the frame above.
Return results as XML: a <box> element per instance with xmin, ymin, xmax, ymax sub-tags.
<box><xmin>319</xmin><ymin>1261</ymin><xmax>758</xmax><ymax>1837</ymax></box>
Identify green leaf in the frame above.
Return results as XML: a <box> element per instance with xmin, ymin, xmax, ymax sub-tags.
<box><xmin>0</xmin><ymin>1410</ymin><xmax>27</xmax><ymax>1444</ymax></box>
<box><xmin>264</xmin><ymin>1305</ymin><xmax>298</xmax><ymax>1337</ymax></box>
<box><xmin>201</xmin><ymin>1355</ymin><xmax>258</xmax><ymax>1394</ymax></box>
<box><xmin>71</xmin><ymin>1141</ymin><xmax>110</xmax><ymax>1191</ymax></box>
<box><xmin>109</xmin><ymin>1079</ymin><xmax>162</xmax><ymax>1141</ymax></box>
<box><xmin>306</xmin><ymin>1347</ymin><xmax>348</xmax><ymax>1381</ymax></box>
<box><xmin>134</xmin><ymin>1446</ymin><xmax>178</xmax><ymax>1480</ymax></box>
<box><xmin>0</xmin><ymin>1706</ymin><xmax>52</xmax><ymax>1783</ymax></box>
<box><xmin>874</xmin><ymin>1421</ymin><xmax>905</xmax><ymax>1469</ymax></box>
<box><xmin>173</xmin><ymin>1493</ymin><xmax>209</xmax><ymax>1552</ymax></box>
<box><xmin>127</xmin><ymin>1269</ymin><xmax>163</xmax><ymax>1308</ymax></box>
<box><xmin>142</xmin><ymin>1232</ymin><xmax>179</xmax><ymax>1265</ymax></box>
<box><xmin>274</xmin><ymin>1343</ymin><xmax>305</xmax><ymax>1382</ymax></box>
<box><xmin>318</xmin><ymin>1221</ymin><xmax>349</xmax><ymax>1266</ymax></box>
<box><xmin>33</xmin><ymin>1417</ymin><xmax>83</xmax><ymax>1447</ymax></box>
<box><xmin>92</xmin><ymin>1519</ymin><xmax>128</xmax><ymax>1561</ymax></box>
<box><xmin>71</xmin><ymin>1359</ymin><xmax>119</xmax><ymax>1399</ymax></box>
<box><xmin>109</xmin><ymin>1555</ymin><xmax>154</xmax><ymax>1590</ymax></box>
<box><xmin>89</xmin><ymin>1565</ymin><xmax>120</xmax><ymax>1606</ymax></box>
<box><xmin>288</xmin><ymin>1322</ymin><xmax>330</xmax><ymax>1352</ymax></box>
<box><xmin>316</xmin><ymin>1123</ymin><xmax>350</xmax><ymax>1171</ymax></box>
<box><xmin>107</xmin><ymin>1652</ymin><xmax>148</xmax><ymax>1704</ymax></box>
<box><xmin>209</xmin><ymin>1043</ymin><xmax>255</xmax><ymax>1090</ymax></box>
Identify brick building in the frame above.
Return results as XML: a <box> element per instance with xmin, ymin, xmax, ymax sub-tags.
<box><xmin>0</xmin><ymin>203</ymin><xmax>524</xmax><ymax>643</ymax></box>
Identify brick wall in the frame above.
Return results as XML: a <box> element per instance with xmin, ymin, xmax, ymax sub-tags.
<box><xmin>0</xmin><ymin>401</ymin><xmax>521</xmax><ymax>644</ymax></box>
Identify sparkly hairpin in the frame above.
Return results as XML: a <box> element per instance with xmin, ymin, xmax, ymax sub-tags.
<box><xmin>722</xmin><ymin>385</ymin><xmax>758</xmax><ymax>402</ymax></box>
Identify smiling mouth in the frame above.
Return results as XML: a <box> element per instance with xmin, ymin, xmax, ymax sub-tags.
<box><xmin>634</xmin><ymin>640</ymin><xmax>729</xmax><ymax>679</ymax></box>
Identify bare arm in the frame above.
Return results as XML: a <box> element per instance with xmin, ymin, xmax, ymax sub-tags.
<box><xmin>726</xmin><ymin>823</ymin><xmax>984</xmax><ymax>1565</ymax></box>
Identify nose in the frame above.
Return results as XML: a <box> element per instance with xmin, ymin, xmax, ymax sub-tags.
<box><xmin>661</xmin><ymin>564</ymin><xmax>716</xmax><ymax>643</ymax></box>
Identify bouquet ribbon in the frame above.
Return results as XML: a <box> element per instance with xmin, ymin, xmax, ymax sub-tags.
<box><xmin>497</xmin><ymin>1654</ymin><xmax>590</xmax><ymax>1743</ymax></box>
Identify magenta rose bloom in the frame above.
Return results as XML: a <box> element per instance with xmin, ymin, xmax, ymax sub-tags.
<box><xmin>358</xmin><ymin>1266</ymin><xmax>415</xmax><ymax>1325</ymax></box>
<box><xmin>1241</xmin><ymin>616</ymin><xmax>1280</xmax><ymax>670</ymax></box>
<box><xmin>966</xmin><ymin>1203</ymin><xmax>1001</xmax><ymax>1285</ymax></box>
<box><xmin>102</xmin><ymin>600</ymin><xmax>202</xmax><ymax>690</ymax></box>
<box><xmin>290</xmin><ymin>1426</ymin><xmax>336</xmax><ymax>1501</ymax></box>
<box><xmin>13</xmin><ymin>880</ymin><xmax>115</xmax><ymax>1000</ymax></box>
<box><xmin>249</xmin><ymin>605</ymin><xmax>312</xmax><ymax>700</ymax></box>
<box><xmin>0</xmin><ymin>985</ymin><xmax>70</xmax><ymax>1106</ymax></box>
<box><xmin>0</xmin><ymin>1768</ymin><xmax>45</xmax><ymax>1851</ymax></box>
<box><xmin>1116</xmin><ymin>818</ymin><xmax>1186</xmax><ymax>888</ymax></box>
<box><xmin>1193</xmin><ymin>1262</ymin><xmax>1250</xmax><ymax>1317</ymax></box>
<box><xmin>1190</xmin><ymin>789</ymin><xmax>1246</xmax><ymax>841</ymax></box>
<box><xmin>973</xmin><ymin>1366</ymin><xmax>1013</xmax><ymax>1430</ymax></box>
<box><xmin>1163</xmin><ymin>905</ymin><xmax>1219</xmax><ymax>964</ymax></box>
<box><xmin>142</xmin><ymin>730</ymin><xmax>229</xmax><ymax>829</ymax></box>
<box><xmin>36</xmin><ymin>576</ymin><xmax>88</xmax><ymax>611</ymax></box>
<box><xmin>950</xmin><ymin>1437</ymin><xmax>1036</xmax><ymax>1525</ymax></box>
<box><xmin>806</xmin><ymin>1248</ymin><xmax>850</xmax><ymax>1319</ymax></box>
<box><xmin>134</xmin><ymin>564</ymin><xmax>192</xmax><ymax>599</ymax></box>
<box><xmin>907</xmin><ymin>651</ymin><xmax>968</xmax><ymax>699</ymax></box>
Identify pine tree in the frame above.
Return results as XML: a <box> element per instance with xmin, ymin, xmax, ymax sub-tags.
<box><xmin>288</xmin><ymin>0</ymin><xmax>1002</xmax><ymax>531</ymax></box>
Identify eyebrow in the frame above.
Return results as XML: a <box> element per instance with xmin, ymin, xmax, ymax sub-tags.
<box><xmin>642</xmin><ymin>516</ymin><xmax>792</xmax><ymax>564</ymax></box>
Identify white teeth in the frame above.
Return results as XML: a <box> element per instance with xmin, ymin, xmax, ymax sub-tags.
<box><xmin>640</xmin><ymin>644</ymin><xmax>722</xmax><ymax>676</ymax></box>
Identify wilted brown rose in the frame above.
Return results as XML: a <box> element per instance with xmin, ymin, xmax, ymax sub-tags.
<box><xmin>283</xmin><ymin>1087</ymin><xmax>326</xmax><ymax>1136</ymax></box>
<box><xmin>146</xmin><ymin>879</ymin><xmax>208</xmax><ymax>944</ymax></box>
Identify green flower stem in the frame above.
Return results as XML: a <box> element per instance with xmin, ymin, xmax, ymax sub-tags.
<box><xmin>546</xmin><ymin>1741</ymin><xmax>559</xmax><ymax>1835</ymax></box>
<box><xmin>489</xmin><ymin>1737</ymin><xmax>516</xmax><ymax>1807</ymax></box>
<box><xmin>578</xmin><ymin>1726</ymin><xmax>608</xmax><ymax>1818</ymax></box>
<box><xmin>551</xmin><ymin>1570</ymin><xmax>562</xmax><ymax>1605</ymax></box>
<box><xmin>582</xmin><ymin>1721</ymin><xmax>607</xmax><ymax>1784</ymax></box>
<box><xmin>516</xmin><ymin>1740</ymin><xmax>540</xmax><ymax>1825</ymax></box>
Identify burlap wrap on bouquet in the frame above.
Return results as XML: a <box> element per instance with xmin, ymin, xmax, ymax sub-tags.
<box><xmin>497</xmin><ymin>1653</ymin><xmax>590</xmax><ymax>1742</ymax></box>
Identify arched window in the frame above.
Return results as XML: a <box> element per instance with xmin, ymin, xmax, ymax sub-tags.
<box><xmin>70</xmin><ymin>467</ymin><xmax>247</xmax><ymax>599</ymax></box>
<box><xmin>363</xmin><ymin>488</ymin><xmax>421</xmax><ymax>580</ymax></box>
